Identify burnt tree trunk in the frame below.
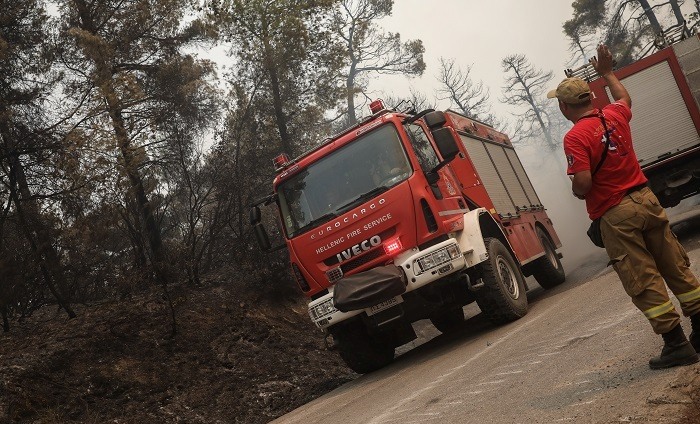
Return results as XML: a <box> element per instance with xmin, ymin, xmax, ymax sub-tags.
<box><xmin>669</xmin><ymin>0</ymin><xmax>684</xmax><ymax>27</ymax></box>
<box><xmin>73</xmin><ymin>0</ymin><xmax>172</xmax><ymax>289</ymax></box>
<box><xmin>5</xmin><ymin>149</ymin><xmax>76</xmax><ymax>318</ymax></box>
<box><xmin>637</xmin><ymin>0</ymin><xmax>664</xmax><ymax>35</ymax></box>
<box><xmin>262</xmin><ymin>33</ymin><xmax>294</xmax><ymax>156</ymax></box>
<box><xmin>346</xmin><ymin>71</ymin><xmax>357</xmax><ymax>125</ymax></box>
<box><xmin>72</xmin><ymin>0</ymin><xmax>177</xmax><ymax>337</ymax></box>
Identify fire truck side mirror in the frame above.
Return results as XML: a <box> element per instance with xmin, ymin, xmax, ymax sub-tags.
<box><xmin>253</xmin><ymin>222</ymin><xmax>272</xmax><ymax>252</ymax></box>
<box><xmin>249</xmin><ymin>206</ymin><xmax>272</xmax><ymax>251</ymax></box>
<box><xmin>431</xmin><ymin>127</ymin><xmax>460</xmax><ymax>162</ymax></box>
<box><xmin>423</xmin><ymin>111</ymin><xmax>446</xmax><ymax>129</ymax></box>
<box><xmin>425</xmin><ymin>171</ymin><xmax>440</xmax><ymax>185</ymax></box>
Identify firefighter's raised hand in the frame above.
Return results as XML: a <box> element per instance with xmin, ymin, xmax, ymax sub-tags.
<box><xmin>590</xmin><ymin>44</ymin><xmax>614</xmax><ymax>76</ymax></box>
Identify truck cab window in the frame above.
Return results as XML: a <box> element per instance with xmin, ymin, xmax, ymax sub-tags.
<box><xmin>277</xmin><ymin>124</ymin><xmax>412</xmax><ymax>238</ymax></box>
<box><xmin>405</xmin><ymin>124</ymin><xmax>440</xmax><ymax>173</ymax></box>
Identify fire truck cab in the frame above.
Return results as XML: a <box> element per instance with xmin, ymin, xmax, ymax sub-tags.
<box><xmin>251</xmin><ymin>102</ymin><xmax>565</xmax><ymax>373</ymax></box>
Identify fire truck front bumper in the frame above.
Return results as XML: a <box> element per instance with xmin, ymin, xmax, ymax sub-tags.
<box><xmin>307</xmin><ymin>239</ymin><xmax>467</xmax><ymax>329</ymax></box>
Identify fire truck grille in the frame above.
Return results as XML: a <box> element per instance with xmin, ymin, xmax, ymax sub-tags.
<box><xmin>340</xmin><ymin>248</ymin><xmax>383</xmax><ymax>274</ymax></box>
<box><xmin>326</xmin><ymin>267</ymin><xmax>343</xmax><ymax>284</ymax></box>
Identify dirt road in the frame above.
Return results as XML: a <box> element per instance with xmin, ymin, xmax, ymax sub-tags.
<box><xmin>272</xmin><ymin>209</ymin><xmax>700</xmax><ymax>424</ymax></box>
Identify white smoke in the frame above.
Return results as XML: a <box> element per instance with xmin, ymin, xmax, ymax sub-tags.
<box><xmin>515</xmin><ymin>145</ymin><xmax>601</xmax><ymax>271</ymax></box>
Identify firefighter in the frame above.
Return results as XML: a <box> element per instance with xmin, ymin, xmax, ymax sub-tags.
<box><xmin>549</xmin><ymin>43</ymin><xmax>700</xmax><ymax>369</ymax></box>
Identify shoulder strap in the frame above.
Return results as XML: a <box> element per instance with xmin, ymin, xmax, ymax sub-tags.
<box><xmin>591</xmin><ymin>112</ymin><xmax>611</xmax><ymax>176</ymax></box>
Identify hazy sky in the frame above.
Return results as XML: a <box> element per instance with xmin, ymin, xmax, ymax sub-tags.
<box><xmin>366</xmin><ymin>0</ymin><xmax>577</xmax><ymax>118</ymax></box>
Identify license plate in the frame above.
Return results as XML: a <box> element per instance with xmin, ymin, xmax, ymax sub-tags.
<box><xmin>366</xmin><ymin>296</ymin><xmax>403</xmax><ymax>316</ymax></box>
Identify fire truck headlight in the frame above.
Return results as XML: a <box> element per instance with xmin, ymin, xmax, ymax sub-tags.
<box><xmin>433</xmin><ymin>249</ymin><xmax>451</xmax><ymax>264</ymax></box>
<box><xmin>446</xmin><ymin>244</ymin><xmax>460</xmax><ymax>259</ymax></box>
<box><xmin>415</xmin><ymin>243</ymin><xmax>462</xmax><ymax>275</ymax></box>
<box><xmin>309</xmin><ymin>299</ymin><xmax>337</xmax><ymax>321</ymax></box>
<box><xmin>418</xmin><ymin>255</ymin><xmax>436</xmax><ymax>272</ymax></box>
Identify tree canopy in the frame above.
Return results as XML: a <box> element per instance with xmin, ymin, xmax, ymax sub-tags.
<box><xmin>563</xmin><ymin>0</ymin><xmax>689</xmax><ymax>67</ymax></box>
<box><xmin>0</xmin><ymin>0</ymin><xmax>429</xmax><ymax>332</ymax></box>
<box><xmin>332</xmin><ymin>0</ymin><xmax>425</xmax><ymax>124</ymax></box>
<box><xmin>4</xmin><ymin>0</ymin><xmax>696</xmax><ymax>337</ymax></box>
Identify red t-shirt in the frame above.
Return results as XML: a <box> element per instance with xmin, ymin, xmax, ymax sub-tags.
<box><xmin>564</xmin><ymin>101</ymin><xmax>648</xmax><ymax>220</ymax></box>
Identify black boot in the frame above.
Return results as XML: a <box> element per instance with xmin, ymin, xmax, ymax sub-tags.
<box><xmin>649</xmin><ymin>324</ymin><xmax>698</xmax><ymax>370</ymax></box>
<box><xmin>690</xmin><ymin>313</ymin><xmax>700</xmax><ymax>353</ymax></box>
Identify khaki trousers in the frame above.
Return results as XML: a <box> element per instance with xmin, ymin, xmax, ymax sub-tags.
<box><xmin>600</xmin><ymin>187</ymin><xmax>700</xmax><ymax>334</ymax></box>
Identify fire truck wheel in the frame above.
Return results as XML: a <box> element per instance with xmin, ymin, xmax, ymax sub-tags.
<box><xmin>333</xmin><ymin>324</ymin><xmax>395</xmax><ymax>374</ymax></box>
<box><xmin>475</xmin><ymin>238</ymin><xmax>528</xmax><ymax>324</ymax></box>
<box><xmin>430</xmin><ymin>306</ymin><xmax>465</xmax><ymax>334</ymax></box>
<box><xmin>531</xmin><ymin>227</ymin><xmax>566</xmax><ymax>289</ymax></box>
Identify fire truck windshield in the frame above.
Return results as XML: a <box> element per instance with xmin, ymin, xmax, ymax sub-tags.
<box><xmin>277</xmin><ymin>124</ymin><xmax>411</xmax><ymax>238</ymax></box>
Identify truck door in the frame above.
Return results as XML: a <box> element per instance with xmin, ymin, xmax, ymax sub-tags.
<box><xmin>404</xmin><ymin>123</ymin><xmax>466</xmax><ymax>230</ymax></box>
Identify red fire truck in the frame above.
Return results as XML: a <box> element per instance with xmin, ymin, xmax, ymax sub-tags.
<box><xmin>565</xmin><ymin>29</ymin><xmax>700</xmax><ymax>207</ymax></box>
<box><xmin>250</xmin><ymin>101</ymin><xmax>566</xmax><ymax>373</ymax></box>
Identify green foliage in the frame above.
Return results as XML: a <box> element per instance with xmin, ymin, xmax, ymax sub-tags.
<box><xmin>563</xmin><ymin>0</ymin><xmax>688</xmax><ymax>67</ymax></box>
<box><xmin>0</xmin><ymin>0</ymin><xmax>80</xmax><ymax>322</ymax></box>
<box><xmin>212</xmin><ymin>0</ymin><xmax>343</xmax><ymax>157</ymax></box>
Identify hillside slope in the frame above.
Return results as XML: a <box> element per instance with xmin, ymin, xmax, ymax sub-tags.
<box><xmin>0</xmin><ymin>284</ymin><xmax>354</xmax><ymax>423</ymax></box>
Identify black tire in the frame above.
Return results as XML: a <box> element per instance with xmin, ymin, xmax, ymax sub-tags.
<box><xmin>430</xmin><ymin>306</ymin><xmax>465</xmax><ymax>334</ymax></box>
<box><xmin>475</xmin><ymin>238</ymin><xmax>528</xmax><ymax>324</ymax></box>
<box><xmin>333</xmin><ymin>324</ymin><xmax>395</xmax><ymax>374</ymax></box>
<box><xmin>531</xmin><ymin>227</ymin><xmax>566</xmax><ymax>289</ymax></box>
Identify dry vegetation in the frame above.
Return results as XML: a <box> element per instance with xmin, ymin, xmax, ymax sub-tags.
<box><xmin>0</xmin><ymin>283</ymin><xmax>355</xmax><ymax>423</ymax></box>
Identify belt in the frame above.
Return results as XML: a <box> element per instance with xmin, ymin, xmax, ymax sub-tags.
<box><xmin>626</xmin><ymin>183</ymin><xmax>647</xmax><ymax>195</ymax></box>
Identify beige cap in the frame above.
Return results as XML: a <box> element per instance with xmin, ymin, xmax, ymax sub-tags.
<box><xmin>547</xmin><ymin>77</ymin><xmax>591</xmax><ymax>104</ymax></box>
